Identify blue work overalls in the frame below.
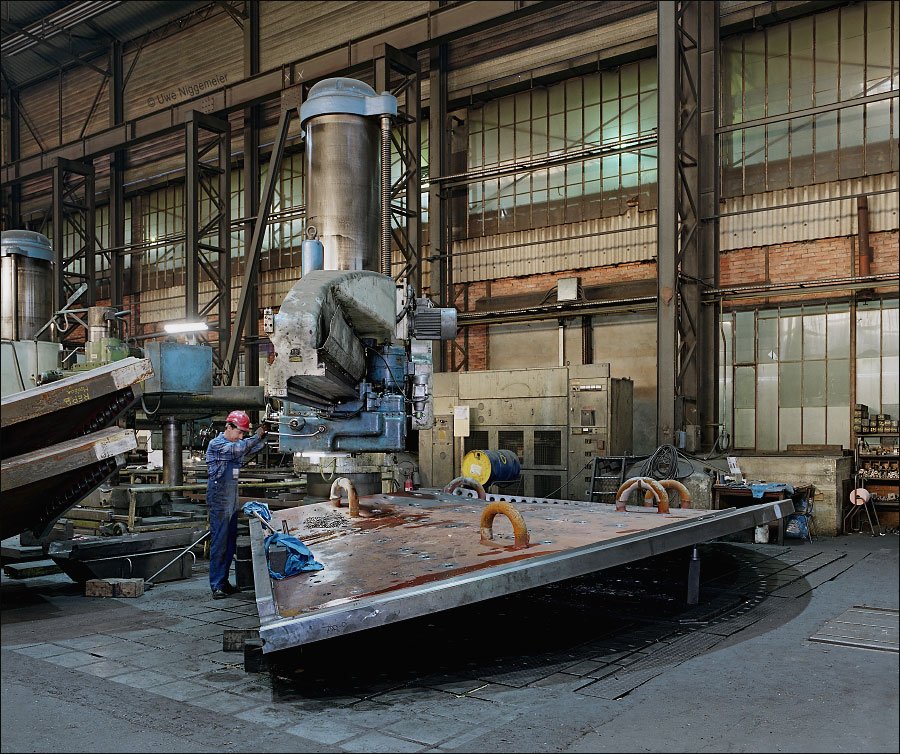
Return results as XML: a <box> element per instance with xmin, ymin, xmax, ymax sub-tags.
<box><xmin>205</xmin><ymin>431</ymin><xmax>265</xmax><ymax>591</ymax></box>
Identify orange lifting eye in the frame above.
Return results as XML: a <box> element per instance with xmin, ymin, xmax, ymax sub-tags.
<box><xmin>479</xmin><ymin>501</ymin><xmax>529</xmax><ymax>549</ymax></box>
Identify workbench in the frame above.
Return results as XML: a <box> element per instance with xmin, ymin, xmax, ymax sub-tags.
<box><xmin>712</xmin><ymin>483</ymin><xmax>815</xmax><ymax>545</ymax></box>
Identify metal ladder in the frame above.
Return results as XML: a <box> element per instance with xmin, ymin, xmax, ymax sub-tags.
<box><xmin>587</xmin><ymin>455</ymin><xmax>631</xmax><ymax>504</ymax></box>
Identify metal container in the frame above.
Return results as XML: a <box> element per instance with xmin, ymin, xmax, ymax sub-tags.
<box><xmin>1</xmin><ymin>230</ymin><xmax>54</xmax><ymax>341</ymax></box>
<box><xmin>144</xmin><ymin>341</ymin><xmax>213</xmax><ymax>395</ymax></box>
<box><xmin>87</xmin><ymin>305</ymin><xmax>116</xmax><ymax>343</ymax></box>
<box><xmin>305</xmin><ymin>112</ymin><xmax>379</xmax><ymax>271</ymax></box>
<box><xmin>301</xmin><ymin>235</ymin><xmax>325</xmax><ymax>276</ymax></box>
<box><xmin>462</xmin><ymin>449</ymin><xmax>521</xmax><ymax>486</ymax></box>
<box><xmin>300</xmin><ymin>78</ymin><xmax>396</xmax><ymax>273</ymax></box>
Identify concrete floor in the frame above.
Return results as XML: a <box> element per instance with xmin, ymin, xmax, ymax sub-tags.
<box><xmin>1</xmin><ymin>532</ymin><xmax>897</xmax><ymax>754</ymax></box>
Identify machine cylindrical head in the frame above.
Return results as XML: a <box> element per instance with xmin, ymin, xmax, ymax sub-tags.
<box><xmin>300</xmin><ymin>78</ymin><xmax>396</xmax><ymax>273</ymax></box>
<box><xmin>1</xmin><ymin>230</ymin><xmax>54</xmax><ymax>342</ymax></box>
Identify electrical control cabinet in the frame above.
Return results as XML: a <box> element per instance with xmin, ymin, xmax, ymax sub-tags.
<box><xmin>419</xmin><ymin>364</ymin><xmax>633</xmax><ymax>500</ymax></box>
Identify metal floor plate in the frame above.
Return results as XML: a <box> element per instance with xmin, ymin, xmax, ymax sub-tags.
<box><xmin>809</xmin><ymin>605</ymin><xmax>899</xmax><ymax>652</ymax></box>
<box><xmin>251</xmin><ymin>491</ymin><xmax>794</xmax><ymax>653</ymax></box>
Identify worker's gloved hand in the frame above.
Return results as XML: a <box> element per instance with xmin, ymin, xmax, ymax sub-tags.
<box><xmin>256</xmin><ymin>423</ymin><xmax>268</xmax><ymax>439</ymax></box>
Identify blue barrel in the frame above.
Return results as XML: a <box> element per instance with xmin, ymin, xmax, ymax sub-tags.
<box><xmin>461</xmin><ymin>449</ymin><xmax>521</xmax><ymax>486</ymax></box>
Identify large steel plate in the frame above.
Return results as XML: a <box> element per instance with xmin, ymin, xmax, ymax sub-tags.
<box><xmin>251</xmin><ymin>491</ymin><xmax>794</xmax><ymax>653</ymax></box>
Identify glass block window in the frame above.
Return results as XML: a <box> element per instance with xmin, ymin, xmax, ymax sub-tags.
<box><xmin>533</xmin><ymin>429</ymin><xmax>562</xmax><ymax>466</ymax></box>
<box><xmin>465</xmin><ymin>59</ymin><xmax>658</xmax><ymax>237</ymax></box>
<box><xmin>720</xmin><ymin>2</ymin><xmax>900</xmax><ymax>196</ymax></box>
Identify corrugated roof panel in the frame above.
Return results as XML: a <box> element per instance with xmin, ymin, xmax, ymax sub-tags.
<box><xmin>90</xmin><ymin>1</ymin><xmax>208</xmax><ymax>44</ymax></box>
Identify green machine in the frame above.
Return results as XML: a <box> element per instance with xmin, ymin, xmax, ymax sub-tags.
<box><xmin>69</xmin><ymin>306</ymin><xmax>140</xmax><ymax>372</ymax></box>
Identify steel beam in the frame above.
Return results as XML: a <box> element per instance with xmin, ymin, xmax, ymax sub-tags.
<box><xmin>375</xmin><ymin>44</ymin><xmax>423</xmax><ymax>295</ymax></box>
<box><xmin>656</xmin><ymin>3</ymin><xmax>678</xmax><ymax>447</ymax></box>
<box><xmin>52</xmin><ymin>157</ymin><xmax>96</xmax><ymax>311</ymax></box>
<box><xmin>657</xmin><ymin>1</ymin><xmax>717</xmax><ymax>449</ymax></box>
<box><xmin>1</xmin><ymin>84</ymin><xmax>23</xmax><ymax>228</ymax></box>
<box><xmin>429</xmin><ymin>42</ymin><xmax>449</xmax><ymax>369</ymax></box>
<box><xmin>185</xmin><ymin>111</ymin><xmax>231</xmax><ymax>374</ymax></box>
<box><xmin>222</xmin><ymin>90</ymin><xmax>300</xmax><ymax>385</ymax></box>
<box><xmin>109</xmin><ymin>40</ymin><xmax>126</xmax><ymax>307</ymax></box>
<box><xmin>243</xmin><ymin>0</ymin><xmax>261</xmax><ymax>389</ymax></box>
<box><xmin>698</xmin><ymin>2</ymin><xmax>719</xmax><ymax>451</ymax></box>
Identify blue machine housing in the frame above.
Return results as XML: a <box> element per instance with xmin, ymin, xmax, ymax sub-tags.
<box><xmin>278</xmin><ymin>344</ymin><xmax>408</xmax><ymax>453</ymax></box>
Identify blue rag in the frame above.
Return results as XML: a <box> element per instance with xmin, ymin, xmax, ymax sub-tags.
<box><xmin>264</xmin><ymin>532</ymin><xmax>325</xmax><ymax>579</ymax></box>
<box><xmin>242</xmin><ymin>501</ymin><xmax>272</xmax><ymax>522</ymax></box>
<box><xmin>749</xmin><ymin>482</ymin><xmax>794</xmax><ymax>499</ymax></box>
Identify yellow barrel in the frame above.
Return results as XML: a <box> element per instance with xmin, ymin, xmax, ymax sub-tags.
<box><xmin>461</xmin><ymin>449</ymin><xmax>521</xmax><ymax>486</ymax></box>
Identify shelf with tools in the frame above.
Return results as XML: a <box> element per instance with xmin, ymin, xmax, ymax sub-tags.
<box><xmin>854</xmin><ymin>431</ymin><xmax>900</xmax><ymax>533</ymax></box>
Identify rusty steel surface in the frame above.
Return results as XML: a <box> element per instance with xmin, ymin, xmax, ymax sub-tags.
<box><xmin>1</xmin><ymin>426</ymin><xmax>136</xmax><ymax>491</ymax></box>
<box><xmin>0</xmin><ymin>357</ymin><xmax>152</xmax><ymax>428</ymax></box>
<box><xmin>251</xmin><ymin>491</ymin><xmax>795</xmax><ymax>653</ymax></box>
<box><xmin>1</xmin><ymin>427</ymin><xmax>136</xmax><ymax>539</ymax></box>
<box><xmin>0</xmin><ymin>358</ymin><xmax>149</xmax><ymax>538</ymax></box>
<box><xmin>0</xmin><ymin>357</ymin><xmax>150</xmax><ymax>461</ymax></box>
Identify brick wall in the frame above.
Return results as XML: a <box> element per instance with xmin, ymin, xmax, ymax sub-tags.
<box><xmin>446</xmin><ymin>230</ymin><xmax>898</xmax><ymax>372</ymax></box>
<box><xmin>720</xmin><ymin>230</ymin><xmax>898</xmax><ymax>306</ymax></box>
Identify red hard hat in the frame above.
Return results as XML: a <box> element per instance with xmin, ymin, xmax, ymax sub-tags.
<box><xmin>225</xmin><ymin>410</ymin><xmax>251</xmax><ymax>432</ymax></box>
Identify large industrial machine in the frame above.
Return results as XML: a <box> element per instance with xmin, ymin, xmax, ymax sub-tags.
<box><xmin>1</xmin><ymin>231</ymin><xmax>62</xmax><ymax>396</ymax></box>
<box><xmin>265</xmin><ymin>78</ymin><xmax>456</xmax><ymax>495</ymax></box>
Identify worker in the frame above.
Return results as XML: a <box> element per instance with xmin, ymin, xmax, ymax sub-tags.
<box><xmin>205</xmin><ymin>410</ymin><xmax>267</xmax><ymax>599</ymax></box>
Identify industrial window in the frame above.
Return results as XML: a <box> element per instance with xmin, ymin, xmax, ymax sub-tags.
<box><xmin>464</xmin><ymin>431</ymin><xmax>490</xmax><ymax>456</ymax></box>
<box><xmin>533</xmin><ymin>430</ymin><xmax>562</xmax><ymax>466</ymax></box>
<box><xmin>389</xmin><ymin>121</ymin><xmax>430</xmax><ymax>256</ymax></box>
<box><xmin>720</xmin><ymin>2</ymin><xmax>899</xmax><ymax>196</ymax></box>
<box><xmin>856</xmin><ymin>299</ymin><xmax>900</xmax><ymax>422</ymax></box>
<box><xmin>465</xmin><ymin>59</ymin><xmax>658</xmax><ymax>238</ymax></box>
<box><xmin>720</xmin><ymin>300</ymin><xmax>899</xmax><ymax>451</ymax></box>
<box><xmin>131</xmin><ymin>152</ymin><xmax>307</xmax><ymax>293</ymax></box>
<box><xmin>497</xmin><ymin>430</ymin><xmax>525</xmax><ymax>462</ymax></box>
<box><xmin>534</xmin><ymin>473</ymin><xmax>563</xmax><ymax>498</ymax></box>
<box><xmin>140</xmin><ymin>184</ymin><xmax>184</xmax><ymax>291</ymax></box>
<box><xmin>261</xmin><ymin>151</ymin><xmax>305</xmax><ymax>272</ymax></box>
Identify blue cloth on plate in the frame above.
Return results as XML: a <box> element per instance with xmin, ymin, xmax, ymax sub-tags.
<box><xmin>264</xmin><ymin>532</ymin><xmax>324</xmax><ymax>579</ymax></box>
<box><xmin>241</xmin><ymin>501</ymin><xmax>272</xmax><ymax>521</ymax></box>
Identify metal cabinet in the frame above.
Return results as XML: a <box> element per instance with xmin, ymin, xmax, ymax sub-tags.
<box><xmin>419</xmin><ymin>364</ymin><xmax>633</xmax><ymax>500</ymax></box>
